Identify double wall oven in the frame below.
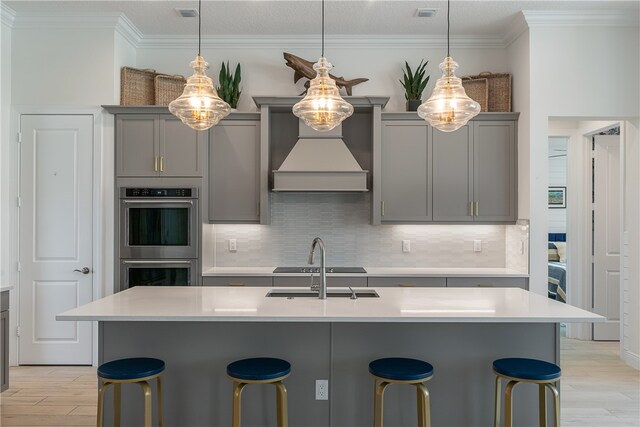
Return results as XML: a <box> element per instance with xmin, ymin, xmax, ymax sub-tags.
<box><xmin>119</xmin><ymin>187</ymin><xmax>199</xmax><ymax>290</ymax></box>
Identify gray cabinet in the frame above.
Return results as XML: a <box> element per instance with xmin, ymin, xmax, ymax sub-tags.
<box><xmin>1</xmin><ymin>290</ymin><xmax>9</xmax><ymax>392</ymax></box>
<box><xmin>202</xmin><ymin>276</ymin><xmax>273</xmax><ymax>287</ymax></box>
<box><xmin>209</xmin><ymin>120</ymin><xmax>261</xmax><ymax>223</ymax></box>
<box><xmin>367</xmin><ymin>277</ymin><xmax>446</xmax><ymax>287</ymax></box>
<box><xmin>380</xmin><ymin>121</ymin><xmax>432</xmax><ymax>222</ymax></box>
<box><xmin>116</xmin><ymin>115</ymin><xmax>203</xmax><ymax>177</ymax></box>
<box><xmin>446</xmin><ymin>277</ymin><xmax>527</xmax><ymax>289</ymax></box>
<box><xmin>273</xmin><ymin>276</ymin><xmax>368</xmax><ymax>287</ymax></box>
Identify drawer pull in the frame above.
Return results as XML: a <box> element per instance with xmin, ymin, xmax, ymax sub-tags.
<box><xmin>399</xmin><ymin>283</ymin><xmax>416</xmax><ymax>287</ymax></box>
<box><xmin>228</xmin><ymin>282</ymin><xmax>245</xmax><ymax>287</ymax></box>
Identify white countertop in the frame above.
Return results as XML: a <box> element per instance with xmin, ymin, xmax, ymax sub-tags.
<box><xmin>202</xmin><ymin>267</ymin><xmax>528</xmax><ymax>278</ymax></box>
<box><xmin>57</xmin><ymin>286</ymin><xmax>600</xmax><ymax>323</ymax></box>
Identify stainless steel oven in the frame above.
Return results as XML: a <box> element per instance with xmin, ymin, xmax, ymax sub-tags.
<box><xmin>120</xmin><ymin>259</ymin><xmax>198</xmax><ymax>290</ymax></box>
<box><xmin>119</xmin><ymin>188</ymin><xmax>198</xmax><ymax>259</ymax></box>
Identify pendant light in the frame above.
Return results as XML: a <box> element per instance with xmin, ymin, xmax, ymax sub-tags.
<box><xmin>292</xmin><ymin>0</ymin><xmax>353</xmax><ymax>132</ymax></box>
<box><xmin>417</xmin><ymin>0</ymin><xmax>480</xmax><ymax>132</ymax></box>
<box><xmin>169</xmin><ymin>0</ymin><xmax>230</xmax><ymax>131</ymax></box>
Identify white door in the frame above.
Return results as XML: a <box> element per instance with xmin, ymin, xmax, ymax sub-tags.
<box><xmin>593</xmin><ymin>135</ymin><xmax>621</xmax><ymax>341</ymax></box>
<box><xmin>19</xmin><ymin>115</ymin><xmax>94</xmax><ymax>364</ymax></box>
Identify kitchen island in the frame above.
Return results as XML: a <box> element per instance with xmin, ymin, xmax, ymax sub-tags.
<box><xmin>58</xmin><ymin>286</ymin><xmax>602</xmax><ymax>427</ymax></box>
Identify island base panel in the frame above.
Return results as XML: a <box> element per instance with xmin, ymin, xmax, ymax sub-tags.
<box><xmin>99</xmin><ymin>322</ymin><xmax>558</xmax><ymax>427</ymax></box>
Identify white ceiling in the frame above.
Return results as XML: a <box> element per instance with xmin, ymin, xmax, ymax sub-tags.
<box><xmin>4</xmin><ymin>1</ymin><xmax>639</xmax><ymax>36</ymax></box>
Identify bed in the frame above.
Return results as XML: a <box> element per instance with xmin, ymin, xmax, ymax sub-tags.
<box><xmin>548</xmin><ymin>233</ymin><xmax>567</xmax><ymax>303</ymax></box>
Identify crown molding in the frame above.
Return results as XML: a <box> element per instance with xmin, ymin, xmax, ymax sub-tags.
<box><xmin>523</xmin><ymin>10</ymin><xmax>639</xmax><ymax>27</ymax></box>
<box><xmin>1</xmin><ymin>3</ymin><xmax>16</xmax><ymax>28</ymax></box>
<box><xmin>114</xmin><ymin>14</ymin><xmax>143</xmax><ymax>47</ymax></box>
<box><xmin>503</xmin><ymin>12</ymin><xmax>529</xmax><ymax>48</ymax></box>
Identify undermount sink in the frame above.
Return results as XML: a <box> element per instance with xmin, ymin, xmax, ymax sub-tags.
<box><xmin>266</xmin><ymin>289</ymin><xmax>379</xmax><ymax>298</ymax></box>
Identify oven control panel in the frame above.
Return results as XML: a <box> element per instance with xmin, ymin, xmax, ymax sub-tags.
<box><xmin>123</xmin><ymin>188</ymin><xmax>197</xmax><ymax>198</ymax></box>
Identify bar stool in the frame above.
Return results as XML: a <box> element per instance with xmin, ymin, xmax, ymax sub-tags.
<box><xmin>97</xmin><ymin>357</ymin><xmax>164</xmax><ymax>427</ymax></box>
<box><xmin>226</xmin><ymin>357</ymin><xmax>291</xmax><ymax>427</ymax></box>
<box><xmin>493</xmin><ymin>357</ymin><xmax>561</xmax><ymax>427</ymax></box>
<box><xmin>369</xmin><ymin>357</ymin><xmax>434</xmax><ymax>427</ymax></box>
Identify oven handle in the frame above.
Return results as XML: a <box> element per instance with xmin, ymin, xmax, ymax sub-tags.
<box><xmin>122</xmin><ymin>260</ymin><xmax>194</xmax><ymax>265</ymax></box>
<box><xmin>122</xmin><ymin>200</ymin><xmax>194</xmax><ymax>205</ymax></box>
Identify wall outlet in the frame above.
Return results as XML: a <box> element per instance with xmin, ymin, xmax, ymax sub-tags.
<box><xmin>402</xmin><ymin>239</ymin><xmax>411</xmax><ymax>253</ymax></box>
<box><xmin>228</xmin><ymin>239</ymin><xmax>237</xmax><ymax>252</ymax></box>
<box><xmin>473</xmin><ymin>240</ymin><xmax>482</xmax><ymax>252</ymax></box>
<box><xmin>315</xmin><ymin>379</ymin><xmax>329</xmax><ymax>400</ymax></box>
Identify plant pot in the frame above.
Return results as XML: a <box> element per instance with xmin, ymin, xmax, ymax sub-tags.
<box><xmin>406</xmin><ymin>100</ymin><xmax>422</xmax><ymax>111</ymax></box>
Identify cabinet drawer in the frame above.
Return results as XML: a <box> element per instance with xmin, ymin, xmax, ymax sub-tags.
<box><xmin>273</xmin><ymin>277</ymin><xmax>368</xmax><ymax>287</ymax></box>
<box><xmin>1</xmin><ymin>290</ymin><xmax>8</xmax><ymax>312</ymax></box>
<box><xmin>202</xmin><ymin>276</ymin><xmax>273</xmax><ymax>287</ymax></box>
<box><xmin>446</xmin><ymin>277</ymin><xmax>527</xmax><ymax>289</ymax></box>
<box><xmin>367</xmin><ymin>277</ymin><xmax>446</xmax><ymax>288</ymax></box>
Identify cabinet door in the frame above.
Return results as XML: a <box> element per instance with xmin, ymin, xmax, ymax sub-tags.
<box><xmin>1</xmin><ymin>310</ymin><xmax>8</xmax><ymax>392</ymax></box>
<box><xmin>446</xmin><ymin>277</ymin><xmax>527</xmax><ymax>289</ymax></box>
<box><xmin>116</xmin><ymin>115</ymin><xmax>158</xmax><ymax>177</ymax></box>
<box><xmin>202</xmin><ymin>276</ymin><xmax>273</xmax><ymax>287</ymax></box>
<box><xmin>381</xmin><ymin>121</ymin><xmax>431</xmax><ymax>221</ymax></box>
<box><xmin>273</xmin><ymin>277</ymin><xmax>368</xmax><ymax>287</ymax></box>
<box><xmin>473</xmin><ymin>121</ymin><xmax>516</xmax><ymax>222</ymax></box>
<box><xmin>367</xmin><ymin>277</ymin><xmax>446</xmax><ymax>287</ymax></box>
<box><xmin>432</xmin><ymin>124</ymin><xmax>474</xmax><ymax>221</ymax></box>
<box><xmin>209</xmin><ymin>121</ymin><xmax>260</xmax><ymax>223</ymax></box>
<box><xmin>159</xmin><ymin>117</ymin><xmax>203</xmax><ymax>177</ymax></box>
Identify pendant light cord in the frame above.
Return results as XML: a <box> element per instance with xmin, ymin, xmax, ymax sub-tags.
<box><xmin>321</xmin><ymin>0</ymin><xmax>325</xmax><ymax>57</ymax></box>
<box><xmin>447</xmin><ymin>0</ymin><xmax>450</xmax><ymax>57</ymax></box>
<box><xmin>198</xmin><ymin>0</ymin><xmax>202</xmax><ymax>56</ymax></box>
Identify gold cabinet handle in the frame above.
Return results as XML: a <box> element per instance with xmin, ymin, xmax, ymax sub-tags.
<box><xmin>469</xmin><ymin>201</ymin><xmax>474</xmax><ymax>216</ymax></box>
<box><xmin>475</xmin><ymin>202</ymin><xmax>479</xmax><ymax>217</ymax></box>
<box><xmin>398</xmin><ymin>283</ymin><xmax>416</xmax><ymax>287</ymax></box>
<box><xmin>160</xmin><ymin>156</ymin><xmax>165</xmax><ymax>172</ymax></box>
<box><xmin>154</xmin><ymin>156</ymin><xmax>158</xmax><ymax>172</ymax></box>
<box><xmin>227</xmin><ymin>282</ymin><xmax>245</xmax><ymax>287</ymax></box>
<box><xmin>381</xmin><ymin>201</ymin><xmax>385</xmax><ymax>217</ymax></box>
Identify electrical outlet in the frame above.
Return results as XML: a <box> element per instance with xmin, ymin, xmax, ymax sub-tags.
<box><xmin>402</xmin><ymin>239</ymin><xmax>411</xmax><ymax>253</ymax></box>
<box><xmin>315</xmin><ymin>379</ymin><xmax>329</xmax><ymax>400</ymax></box>
<box><xmin>228</xmin><ymin>239</ymin><xmax>237</xmax><ymax>252</ymax></box>
<box><xmin>473</xmin><ymin>240</ymin><xmax>482</xmax><ymax>252</ymax></box>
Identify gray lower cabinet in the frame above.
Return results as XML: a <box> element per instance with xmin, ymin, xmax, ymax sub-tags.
<box><xmin>116</xmin><ymin>115</ymin><xmax>203</xmax><ymax>177</ymax></box>
<box><xmin>1</xmin><ymin>290</ymin><xmax>9</xmax><ymax>392</ymax></box>
<box><xmin>273</xmin><ymin>277</ymin><xmax>368</xmax><ymax>287</ymax></box>
<box><xmin>380</xmin><ymin>121</ymin><xmax>432</xmax><ymax>222</ymax></box>
<box><xmin>202</xmin><ymin>276</ymin><xmax>273</xmax><ymax>287</ymax></box>
<box><xmin>367</xmin><ymin>277</ymin><xmax>446</xmax><ymax>287</ymax></box>
<box><xmin>209</xmin><ymin>120</ymin><xmax>261</xmax><ymax>223</ymax></box>
<box><xmin>446</xmin><ymin>277</ymin><xmax>527</xmax><ymax>289</ymax></box>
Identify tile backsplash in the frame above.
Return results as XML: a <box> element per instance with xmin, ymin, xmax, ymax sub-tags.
<box><xmin>206</xmin><ymin>193</ymin><xmax>520</xmax><ymax>268</ymax></box>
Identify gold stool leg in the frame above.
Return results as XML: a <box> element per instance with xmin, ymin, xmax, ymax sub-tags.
<box><xmin>232</xmin><ymin>381</ymin><xmax>246</xmax><ymax>427</ymax></box>
<box><xmin>538</xmin><ymin>383</ymin><xmax>547</xmax><ymax>427</ymax></box>
<box><xmin>138</xmin><ymin>380</ymin><xmax>153</xmax><ymax>427</ymax></box>
<box><xmin>494</xmin><ymin>376</ymin><xmax>501</xmax><ymax>427</ymax></box>
<box><xmin>275</xmin><ymin>381</ymin><xmax>288</xmax><ymax>427</ymax></box>
<box><xmin>97</xmin><ymin>380</ymin><xmax>111</xmax><ymax>427</ymax></box>
<box><xmin>114</xmin><ymin>383</ymin><xmax>122</xmax><ymax>427</ymax></box>
<box><xmin>416</xmin><ymin>383</ymin><xmax>430</xmax><ymax>427</ymax></box>
<box><xmin>157</xmin><ymin>375</ymin><xmax>163</xmax><ymax>427</ymax></box>
<box><xmin>374</xmin><ymin>381</ymin><xmax>389</xmax><ymax>427</ymax></box>
<box><xmin>545</xmin><ymin>383</ymin><xmax>560</xmax><ymax>427</ymax></box>
<box><xmin>504</xmin><ymin>380</ymin><xmax>519</xmax><ymax>427</ymax></box>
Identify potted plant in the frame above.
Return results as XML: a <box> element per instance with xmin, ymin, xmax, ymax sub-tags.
<box><xmin>400</xmin><ymin>60</ymin><xmax>429</xmax><ymax>111</ymax></box>
<box><xmin>217</xmin><ymin>62</ymin><xmax>242</xmax><ymax>109</ymax></box>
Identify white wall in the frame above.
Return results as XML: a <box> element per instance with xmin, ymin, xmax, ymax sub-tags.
<box><xmin>136</xmin><ymin>44</ymin><xmax>508</xmax><ymax>112</ymax></box>
<box><xmin>548</xmin><ymin>137</ymin><xmax>567</xmax><ymax>233</ymax></box>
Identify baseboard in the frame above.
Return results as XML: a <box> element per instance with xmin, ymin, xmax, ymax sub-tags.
<box><xmin>622</xmin><ymin>349</ymin><xmax>640</xmax><ymax>370</ymax></box>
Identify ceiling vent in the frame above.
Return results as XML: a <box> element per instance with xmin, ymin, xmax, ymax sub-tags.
<box><xmin>416</xmin><ymin>8</ymin><xmax>438</xmax><ymax>18</ymax></box>
<box><xmin>176</xmin><ymin>8</ymin><xmax>199</xmax><ymax>18</ymax></box>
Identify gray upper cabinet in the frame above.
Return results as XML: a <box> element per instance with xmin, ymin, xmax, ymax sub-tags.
<box><xmin>209</xmin><ymin>120</ymin><xmax>261</xmax><ymax>223</ymax></box>
<box><xmin>381</xmin><ymin>121</ymin><xmax>431</xmax><ymax>222</ymax></box>
<box><xmin>116</xmin><ymin>115</ymin><xmax>203</xmax><ymax>177</ymax></box>
<box><xmin>432</xmin><ymin>124</ymin><xmax>474</xmax><ymax>222</ymax></box>
<box><xmin>473</xmin><ymin>121</ymin><xmax>517</xmax><ymax>222</ymax></box>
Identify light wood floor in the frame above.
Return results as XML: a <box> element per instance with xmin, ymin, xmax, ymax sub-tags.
<box><xmin>0</xmin><ymin>338</ymin><xmax>638</xmax><ymax>426</ymax></box>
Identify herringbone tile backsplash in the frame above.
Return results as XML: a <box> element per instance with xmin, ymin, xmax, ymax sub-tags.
<box><xmin>208</xmin><ymin>193</ymin><xmax>524</xmax><ymax>268</ymax></box>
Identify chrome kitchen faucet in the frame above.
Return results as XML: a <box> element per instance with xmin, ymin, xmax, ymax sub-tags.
<box><xmin>308</xmin><ymin>237</ymin><xmax>327</xmax><ymax>300</ymax></box>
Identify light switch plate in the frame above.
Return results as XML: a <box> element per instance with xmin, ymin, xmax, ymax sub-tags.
<box><xmin>473</xmin><ymin>240</ymin><xmax>482</xmax><ymax>252</ymax></box>
<box><xmin>402</xmin><ymin>240</ymin><xmax>411</xmax><ymax>253</ymax></box>
<box><xmin>229</xmin><ymin>239</ymin><xmax>237</xmax><ymax>252</ymax></box>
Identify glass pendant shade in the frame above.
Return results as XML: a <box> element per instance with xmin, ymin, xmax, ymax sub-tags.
<box><xmin>293</xmin><ymin>57</ymin><xmax>354</xmax><ymax>132</ymax></box>
<box><xmin>418</xmin><ymin>57</ymin><xmax>480</xmax><ymax>132</ymax></box>
<box><xmin>169</xmin><ymin>55</ymin><xmax>230</xmax><ymax>131</ymax></box>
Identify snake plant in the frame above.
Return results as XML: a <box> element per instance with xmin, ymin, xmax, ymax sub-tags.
<box><xmin>400</xmin><ymin>60</ymin><xmax>430</xmax><ymax>101</ymax></box>
<box><xmin>217</xmin><ymin>62</ymin><xmax>242</xmax><ymax>109</ymax></box>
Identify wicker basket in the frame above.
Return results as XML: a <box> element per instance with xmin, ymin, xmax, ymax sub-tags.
<box><xmin>461</xmin><ymin>77</ymin><xmax>488</xmax><ymax>112</ymax></box>
<box><xmin>120</xmin><ymin>67</ymin><xmax>156</xmax><ymax>105</ymax></box>
<box><xmin>477</xmin><ymin>72</ymin><xmax>512</xmax><ymax>112</ymax></box>
<box><xmin>155</xmin><ymin>74</ymin><xmax>186</xmax><ymax>105</ymax></box>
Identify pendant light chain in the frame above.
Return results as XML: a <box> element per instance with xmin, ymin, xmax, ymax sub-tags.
<box><xmin>321</xmin><ymin>0</ymin><xmax>325</xmax><ymax>57</ymax></box>
<box><xmin>198</xmin><ymin>0</ymin><xmax>202</xmax><ymax>56</ymax></box>
<box><xmin>447</xmin><ymin>0</ymin><xmax>450</xmax><ymax>57</ymax></box>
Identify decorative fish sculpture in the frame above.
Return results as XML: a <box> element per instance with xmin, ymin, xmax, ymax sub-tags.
<box><xmin>283</xmin><ymin>52</ymin><xmax>369</xmax><ymax>96</ymax></box>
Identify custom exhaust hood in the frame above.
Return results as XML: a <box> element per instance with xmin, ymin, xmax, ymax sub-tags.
<box><xmin>272</xmin><ymin>120</ymin><xmax>368</xmax><ymax>192</ymax></box>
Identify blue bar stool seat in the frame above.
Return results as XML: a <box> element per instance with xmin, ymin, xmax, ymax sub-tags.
<box><xmin>369</xmin><ymin>357</ymin><xmax>434</xmax><ymax>427</ymax></box>
<box><xmin>97</xmin><ymin>357</ymin><xmax>165</xmax><ymax>427</ymax></box>
<box><xmin>493</xmin><ymin>357</ymin><xmax>561</xmax><ymax>427</ymax></box>
<box><xmin>227</xmin><ymin>357</ymin><xmax>291</xmax><ymax>427</ymax></box>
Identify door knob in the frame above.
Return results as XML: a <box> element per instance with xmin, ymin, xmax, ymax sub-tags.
<box><xmin>74</xmin><ymin>267</ymin><xmax>91</xmax><ymax>274</ymax></box>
